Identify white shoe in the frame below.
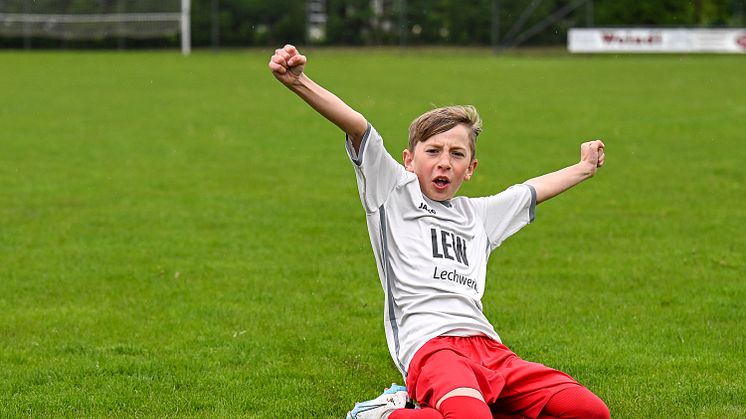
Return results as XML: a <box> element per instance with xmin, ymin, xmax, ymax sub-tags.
<box><xmin>345</xmin><ymin>384</ymin><xmax>409</xmax><ymax>419</ymax></box>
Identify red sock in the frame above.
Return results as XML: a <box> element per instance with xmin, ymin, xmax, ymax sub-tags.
<box><xmin>389</xmin><ymin>407</ymin><xmax>442</xmax><ymax>419</ymax></box>
<box><xmin>439</xmin><ymin>396</ymin><xmax>492</xmax><ymax>419</ymax></box>
<box><xmin>388</xmin><ymin>396</ymin><xmax>492</xmax><ymax>419</ymax></box>
<box><xmin>538</xmin><ymin>386</ymin><xmax>610</xmax><ymax>419</ymax></box>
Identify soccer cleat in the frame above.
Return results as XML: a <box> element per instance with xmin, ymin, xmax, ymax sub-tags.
<box><xmin>346</xmin><ymin>384</ymin><xmax>409</xmax><ymax>419</ymax></box>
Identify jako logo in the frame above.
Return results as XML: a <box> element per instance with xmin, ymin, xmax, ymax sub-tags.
<box><xmin>736</xmin><ymin>34</ymin><xmax>746</xmax><ymax>50</ymax></box>
<box><xmin>418</xmin><ymin>202</ymin><xmax>436</xmax><ymax>214</ymax></box>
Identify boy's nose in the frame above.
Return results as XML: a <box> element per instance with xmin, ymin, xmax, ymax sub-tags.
<box><xmin>437</xmin><ymin>155</ymin><xmax>451</xmax><ymax>170</ymax></box>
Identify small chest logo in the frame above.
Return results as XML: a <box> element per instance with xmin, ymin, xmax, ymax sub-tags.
<box><xmin>418</xmin><ymin>202</ymin><xmax>436</xmax><ymax>214</ymax></box>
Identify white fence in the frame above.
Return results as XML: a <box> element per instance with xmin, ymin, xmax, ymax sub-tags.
<box><xmin>569</xmin><ymin>28</ymin><xmax>746</xmax><ymax>53</ymax></box>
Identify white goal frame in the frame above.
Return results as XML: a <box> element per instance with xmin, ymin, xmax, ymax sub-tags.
<box><xmin>0</xmin><ymin>0</ymin><xmax>190</xmax><ymax>55</ymax></box>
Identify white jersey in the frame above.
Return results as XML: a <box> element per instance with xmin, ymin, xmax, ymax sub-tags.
<box><xmin>346</xmin><ymin>124</ymin><xmax>536</xmax><ymax>376</ymax></box>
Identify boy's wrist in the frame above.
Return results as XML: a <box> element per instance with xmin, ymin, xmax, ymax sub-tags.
<box><xmin>285</xmin><ymin>72</ymin><xmax>309</xmax><ymax>91</ymax></box>
<box><xmin>576</xmin><ymin>161</ymin><xmax>597</xmax><ymax>178</ymax></box>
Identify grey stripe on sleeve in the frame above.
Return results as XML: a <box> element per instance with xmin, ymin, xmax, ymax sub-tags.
<box><xmin>525</xmin><ymin>184</ymin><xmax>537</xmax><ymax>222</ymax></box>
<box><xmin>346</xmin><ymin>123</ymin><xmax>372</xmax><ymax>167</ymax></box>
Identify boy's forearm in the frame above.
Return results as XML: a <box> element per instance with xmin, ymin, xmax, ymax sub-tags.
<box><xmin>524</xmin><ymin>162</ymin><xmax>596</xmax><ymax>204</ymax></box>
<box><xmin>284</xmin><ymin>73</ymin><xmax>368</xmax><ymax>146</ymax></box>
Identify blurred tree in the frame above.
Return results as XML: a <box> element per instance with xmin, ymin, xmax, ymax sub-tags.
<box><xmin>326</xmin><ymin>0</ymin><xmax>371</xmax><ymax>44</ymax></box>
<box><xmin>594</xmin><ymin>0</ymin><xmax>695</xmax><ymax>26</ymax></box>
<box><xmin>192</xmin><ymin>0</ymin><xmax>305</xmax><ymax>47</ymax></box>
<box><xmin>403</xmin><ymin>0</ymin><xmax>492</xmax><ymax>45</ymax></box>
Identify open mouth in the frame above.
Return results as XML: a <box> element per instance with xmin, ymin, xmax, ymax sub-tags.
<box><xmin>433</xmin><ymin>176</ymin><xmax>450</xmax><ymax>190</ymax></box>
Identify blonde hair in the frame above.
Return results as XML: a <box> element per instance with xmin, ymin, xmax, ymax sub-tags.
<box><xmin>407</xmin><ymin>105</ymin><xmax>482</xmax><ymax>160</ymax></box>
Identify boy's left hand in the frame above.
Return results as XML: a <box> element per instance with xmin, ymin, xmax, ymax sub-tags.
<box><xmin>580</xmin><ymin>140</ymin><xmax>605</xmax><ymax>175</ymax></box>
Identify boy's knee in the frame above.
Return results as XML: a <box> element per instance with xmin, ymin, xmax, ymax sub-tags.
<box><xmin>572</xmin><ymin>398</ymin><xmax>610</xmax><ymax>419</ymax></box>
<box><xmin>575</xmin><ymin>388</ymin><xmax>610</xmax><ymax>419</ymax></box>
<box><xmin>436</xmin><ymin>387</ymin><xmax>484</xmax><ymax>409</ymax></box>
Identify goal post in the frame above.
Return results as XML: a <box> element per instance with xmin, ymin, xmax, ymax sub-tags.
<box><xmin>0</xmin><ymin>0</ymin><xmax>191</xmax><ymax>55</ymax></box>
<box><xmin>180</xmin><ymin>0</ymin><xmax>190</xmax><ymax>55</ymax></box>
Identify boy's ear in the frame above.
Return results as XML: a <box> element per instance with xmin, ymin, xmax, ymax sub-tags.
<box><xmin>464</xmin><ymin>159</ymin><xmax>478</xmax><ymax>181</ymax></box>
<box><xmin>402</xmin><ymin>148</ymin><xmax>415</xmax><ymax>172</ymax></box>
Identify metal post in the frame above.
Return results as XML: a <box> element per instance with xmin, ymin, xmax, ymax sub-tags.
<box><xmin>181</xmin><ymin>0</ymin><xmax>191</xmax><ymax>55</ymax></box>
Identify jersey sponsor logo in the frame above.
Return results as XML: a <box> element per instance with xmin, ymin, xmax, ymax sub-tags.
<box><xmin>418</xmin><ymin>202</ymin><xmax>436</xmax><ymax>214</ymax></box>
<box><xmin>432</xmin><ymin>266</ymin><xmax>478</xmax><ymax>292</ymax></box>
<box><xmin>430</xmin><ymin>227</ymin><xmax>469</xmax><ymax>267</ymax></box>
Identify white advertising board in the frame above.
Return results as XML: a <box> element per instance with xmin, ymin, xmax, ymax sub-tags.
<box><xmin>568</xmin><ymin>28</ymin><xmax>746</xmax><ymax>53</ymax></box>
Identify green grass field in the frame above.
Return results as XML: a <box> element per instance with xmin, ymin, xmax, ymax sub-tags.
<box><xmin>1</xmin><ymin>48</ymin><xmax>744</xmax><ymax>417</ymax></box>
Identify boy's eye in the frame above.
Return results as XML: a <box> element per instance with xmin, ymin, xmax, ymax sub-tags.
<box><xmin>452</xmin><ymin>151</ymin><xmax>465</xmax><ymax>158</ymax></box>
<box><xmin>426</xmin><ymin>149</ymin><xmax>439</xmax><ymax>154</ymax></box>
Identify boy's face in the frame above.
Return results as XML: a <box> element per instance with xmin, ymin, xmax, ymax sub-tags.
<box><xmin>403</xmin><ymin>124</ymin><xmax>478</xmax><ymax>202</ymax></box>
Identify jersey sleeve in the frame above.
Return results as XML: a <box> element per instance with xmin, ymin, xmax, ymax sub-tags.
<box><xmin>345</xmin><ymin>124</ymin><xmax>406</xmax><ymax>214</ymax></box>
<box><xmin>469</xmin><ymin>184</ymin><xmax>537</xmax><ymax>251</ymax></box>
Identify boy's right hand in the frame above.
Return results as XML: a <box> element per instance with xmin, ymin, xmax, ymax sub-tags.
<box><xmin>269</xmin><ymin>44</ymin><xmax>307</xmax><ymax>87</ymax></box>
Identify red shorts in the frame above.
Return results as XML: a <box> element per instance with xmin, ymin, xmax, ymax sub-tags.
<box><xmin>406</xmin><ymin>336</ymin><xmax>581</xmax><ymax>418</ymax></box>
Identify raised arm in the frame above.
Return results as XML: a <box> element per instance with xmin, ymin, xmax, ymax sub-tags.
<box><xmin>268</xmin><ymin>44</ymin><xmax>368</xmax><ymax>151</ymax></box>
<box><xmin>524</xmin><ymin>140</ymin><xmax>605</xmax><ymax>204</ymax></box>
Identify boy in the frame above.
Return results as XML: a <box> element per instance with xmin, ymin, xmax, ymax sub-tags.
<box><xmin>269</xmin><ymin>44</ymin><xmax>609</xmax><ymax>419</ymax></box>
